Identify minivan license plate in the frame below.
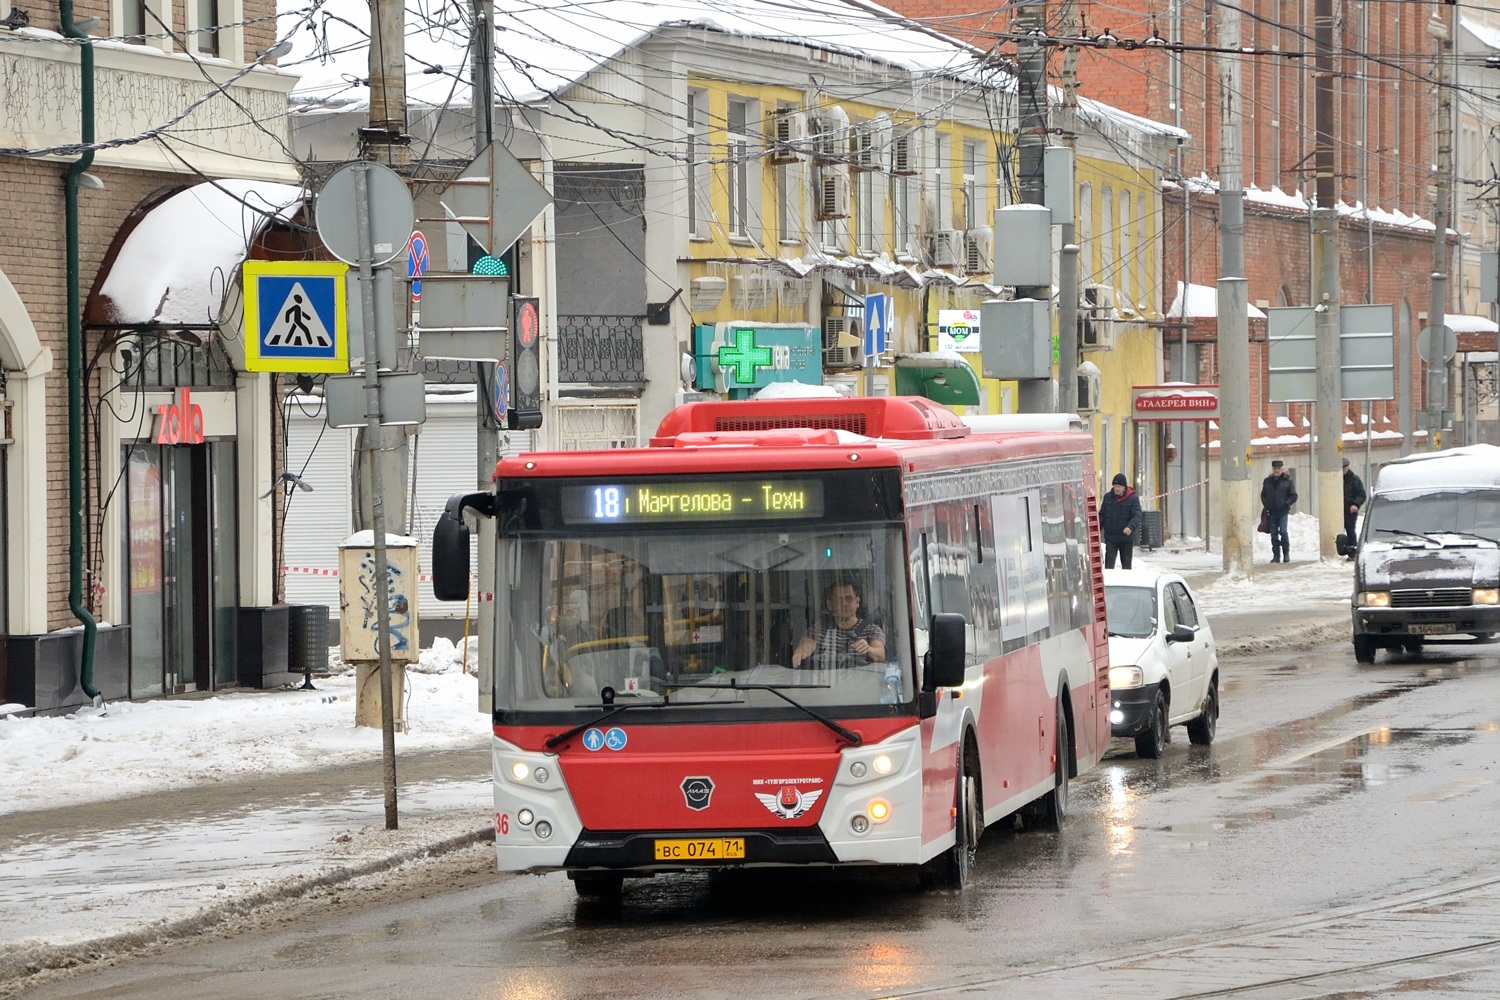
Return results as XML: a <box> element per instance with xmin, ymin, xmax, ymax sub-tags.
<box><xmin>1409</xmin><ymin>624</ymin><xmax>1456</xmax><ymax>635</ymax></box>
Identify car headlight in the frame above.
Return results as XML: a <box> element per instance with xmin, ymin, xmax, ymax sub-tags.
<box><xmin>1109</xmin><ymin>665</ymin><xmax>1144</xmax><ymax>689</ymax></box>
<box><xmin>1358</xmin><ymin>591</ymin><xmax>1391</xmax><ymax>608</ymax></box>
<box><xmin>1474</xmin><ymin>589</ymin><xmax>1500</xmax><ymax>606</ymax></box>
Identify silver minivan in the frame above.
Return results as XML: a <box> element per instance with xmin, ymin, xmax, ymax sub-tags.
<box><xmin>1348</xmin><ymin>445</ymin><xmax>1500</xmax><ymax>663</ymax></box>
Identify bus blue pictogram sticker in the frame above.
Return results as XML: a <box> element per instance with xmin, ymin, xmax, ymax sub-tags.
<box><xmin>582</xmin><ymin>728</ymin><xmax>605</xmax><ymax>751</ymax></box>
<box><xmin>604</xmin><ymin>727</ymin><xmax>628</xmax><ymax>751</ymax></box>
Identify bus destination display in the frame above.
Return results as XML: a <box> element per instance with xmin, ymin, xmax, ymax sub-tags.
<box><xmin>563</xmin><ymin>480</ymin><xmax>825</xmax><ymax>524</ymax></box>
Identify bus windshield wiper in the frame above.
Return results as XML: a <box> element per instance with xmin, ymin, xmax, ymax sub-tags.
<box><xmin>688</xmin><ymin>678</ymin><xmax>863</xmax><ymax>746</ymax></box>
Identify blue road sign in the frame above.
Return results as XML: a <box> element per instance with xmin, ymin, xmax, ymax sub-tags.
<box><xmin>864</xmin><ymin>293</ymin><xmax>889</xmax><ymax>356</ymax></box>
<box><xmin>489</xmin><ymin>361</ymin><xmax>509</xmax><ymax>425</ymax></box>
<box><xmin>582</xmin><ymin>728</ymin><xmax>605</xmax><ymax>751</ymax></box>
<box><xmin>604</xmin><ymin>727</ymin><xmax>628</xmax><ymax>751</ymax></box>
<box><xmin>408</xmin><ymin>231</ymin><xmax>428</xmax><ymax>302</ymax></box>
<box><xmin>242</xmin><ymin>261</ymin><xmax>349</xmax><ymax>374</ymax></box>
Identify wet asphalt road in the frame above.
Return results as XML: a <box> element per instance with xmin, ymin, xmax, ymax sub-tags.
<box><xmin>23</xmin><ymin>635</ymin><xmax>1500</xmax><ymax>1000</ymax></box>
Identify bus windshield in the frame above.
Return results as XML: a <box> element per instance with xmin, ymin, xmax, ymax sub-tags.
<box><xmin>496</xmin><ymin>523</ymin><xmax>914</xmax><ymax>718</ymax></box>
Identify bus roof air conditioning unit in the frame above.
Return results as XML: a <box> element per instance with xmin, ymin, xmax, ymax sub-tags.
<box><xmin>964</xmin><ymin>226</ymin><xmax>993</xmax><ymax>275</ymax></box>
<box><xmin>816</xmin><ymin>167</ymin><xmax>850</xmax><ymax>220</ymax></box>
<box><xmin>929</xmin><ymin>229</ymin><xmax>963</xmax><ymax>268</ymax></box>
<box><xmin>822</xmin><ymin>316</ymin><xmax>864</xmax><ymax>369</ymax></box>
<box><xmin>770</xmin><ymin>109</ymin><xmax>805</xmax><ymax>164</ymax></box>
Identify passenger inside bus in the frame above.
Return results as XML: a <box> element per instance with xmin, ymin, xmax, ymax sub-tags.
<box><xmin>792</xmin><ymin>579</ymin><xmax>888</xmax><ymax>668</ymax></box>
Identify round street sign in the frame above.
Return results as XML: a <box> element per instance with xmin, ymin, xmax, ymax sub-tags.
<box><xmin>315</xmin><ymin>161</ymin><xmax>415</xmax><ymax>268</ymax></box>
<box><xmin>1417</xmin><ymin>325</ymin><xmax>1457</xmax><ymax>364</ymax></box>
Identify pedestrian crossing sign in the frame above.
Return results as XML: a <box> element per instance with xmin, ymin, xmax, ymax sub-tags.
<box><xmin>242</xmin><ymin>261</ymin><xmax>350</xmax><ymax>373</ymax></box>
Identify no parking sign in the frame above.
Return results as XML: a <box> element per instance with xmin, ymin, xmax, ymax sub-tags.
<box><xmin>408</xmin><ymin>230</ymin><xmax>429</xmax><ymax>302</ymax></box>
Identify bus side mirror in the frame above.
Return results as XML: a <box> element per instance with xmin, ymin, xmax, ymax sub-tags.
<box><xmin>432</xmin><ymin>495</ymin><xmax>473</xmax><ymax>602</ymax></box>
<box><xmin>927</xmin><ymin>613</ymin><xmax>967</xmax><ymax>689</ymax></box>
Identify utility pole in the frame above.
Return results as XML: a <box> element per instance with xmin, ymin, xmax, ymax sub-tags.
<box><xmin>1014</xmin><ymin>0</ymin><xmax>1054</xmax><ymax>413</ymax></box>
<box><xmin>364</xmin><ymin>0</ymin><xmax>409</xmax><ymax>830</ymax></box>
<box><xmin>1216</xmin><ymin>0</ymin><xmax>1252</xmax><ymax>577</ymax></box>
<box><xmin>1428</xmin><ymin>5</ymin><xmax>1454</xmax><ymax>452</ymax></box>
<box><xmin>1311</xmin><ymin>0</ymin><xmax>1343</xmax><ymax>559</ymax></box>
<box><xmin>1056</xmin><ymin>0</ymin><xmax>1079</xmax><ymax>416</ymax></box>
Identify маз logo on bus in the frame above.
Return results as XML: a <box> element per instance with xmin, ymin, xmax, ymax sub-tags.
<box><xmin>755</xmin><ymin>786</ymin><xmax>824</xmax><ymax>820</ymax></box>
<box><xmin>681</xmin><ymin>776</ymin><xmax>714</xmax><ymax>810</ymax></box>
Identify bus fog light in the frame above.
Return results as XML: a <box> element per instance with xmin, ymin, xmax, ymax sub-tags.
<box><xmin>1110</xmin><ymin>709</ymin><xmax>1124</xmax><ymax>725</ymax></box>
<box><xmin>850</xmin><ymin>761</ymin><xmax>868</xmax><ymax>778</ymax></box>
<box><xmin>510</xmin><ymin>762</ymin><xmax>530</xmax><ymax>781</ymax></box>
<box><xmin>850</xmin><ymin>815</ymin><xmax>870</xmax><ymax>834</ymax></box>
<box><xmin>535</xmin><ymin>821</ymin><xmax>553</xmax><ymax>840</ymax></box>
<box><xmin>873</xmin><ymin>754</ymin><xmax>894</xmax><ymax>774</ymax></box>
<box><xmin>533</xmin><ymin>767</ymin><xmax>550</xmax><ymax>783</ymax></box>
<box><xmin>868</xmin><ymin>800</ymin><xmax>891</xmax><ymax>823</ymax></box>
<box><xmin>517</xmin><ymin>808</ymin><xmax>534</xmax><ymax>827</ymax></box>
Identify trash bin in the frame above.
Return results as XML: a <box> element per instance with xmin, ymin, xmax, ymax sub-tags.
<box><xmin>1139</xmin><ymin>510</ymin><xmax>1165</xmax><ymax>550</ymax></box>
<box><xmin>288</xmin><ymin>605</ymin><xmax>330</xmax><ymax>677</ymax></box>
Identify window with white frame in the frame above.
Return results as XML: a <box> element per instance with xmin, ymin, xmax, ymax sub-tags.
<box><xmin>931</xmin><ymin>131</ymin><xmax>949</xmax><ymax>231</ymax></box>
<box><xmin>193</xmin><ymin>0</ymin><xmax>220</xmax><ymax>54</ymax></box>
<box><xmin>962</xmin><ymin>139</ymin><xmax>987</xmax><ymax>230</ymax></box>
<box><xmin>775</xmin><ymin>102</ymin><xmax>798</xmax><ymax>245</ymax></box>
<box><xmin>687</xmin><ymin>89</ymin><xmax>710</xmax><ymax>240</ymax></box>
<box><xmin>1135</xmin><ymin>192</ymin><xmax>1148</xmax><ymax>309</ymax></box>
<box><xmin>857</xmin><ymin>161</ymin><xmax>876</xmax><ymax>254</ymax></box>
<box><xmin>1077</xmin><ymin>183</ymin><xmax>1093</xmax><ymax>284</ymax></box>
<box><xmin>1118</xmin><ymin>190</ymin><xmax>1132</xmax><ymax>301</ymax></box>
<box><xmin>726</xmin><ymin>98</ymin><xmax>751</xmax><ymax>240</ymax></box>
<box><xmin>893</xmin><ymin>172</ymin><xmax>913</xmax><ymax>257</ymax></box>
<box><xmin>995</xmin><ymin>140</ymin><xmax>1014</xmax><ymax>208</ymax></box>
<box><xmin>1100</xmin><ymin>185</ymin><xmax>1115</xmax><ymax>286</ymax></box>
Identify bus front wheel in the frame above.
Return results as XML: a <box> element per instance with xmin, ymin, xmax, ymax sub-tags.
<box><xmin>921</xmin><ymin>739</ymin><xmax>981</xmax><ymax>890</ymax></box>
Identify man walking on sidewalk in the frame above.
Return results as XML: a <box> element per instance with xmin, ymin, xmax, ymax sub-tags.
<box><xmin>1100</xmin><ymin>472</ymin><xmax>1143</xmax><ymax>569</ymax></box>
<box><xmin>1342</xmin><ymin>457</ymin><xmax>1366</xmax><ymax>559</ymax></box>
<box><xmin>1261</xmin><ymin>459</ymin><xmax>1297</xmax><ymax>563</ymax></box>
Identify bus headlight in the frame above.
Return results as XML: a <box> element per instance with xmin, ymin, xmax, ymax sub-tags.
<box><xmin>1358</xmin><ymin>591</ymin><xmax>1391</xmax><ymax>608</ymax></box>
<box><xmin>1109</xmin><ymin>666</ymin><xmax>1144</xmax><ymax>689</ymax></box>
<box><xmin>872</xmin><ymin>753</ymin><xmax>894</xmax><ymax>775</ymax></box>
<box><xmin>510</xmin><ymin>761</ymin><xmax>531</xmax><ymax>781</ymax></box>
<box><xmin>1474</xmin><ymin>589</ymin><xmax>1500</xmax><ymax>606</ymax></box>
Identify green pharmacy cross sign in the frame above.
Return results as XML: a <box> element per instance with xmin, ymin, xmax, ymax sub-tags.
<box><xmin>718</xmin><ymin>328</ymin><xmax>773</xmax><ymax>384</ymax></box>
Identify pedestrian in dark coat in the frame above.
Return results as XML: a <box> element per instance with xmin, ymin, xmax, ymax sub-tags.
<box><xmin>1099</xmin><ymin>473</ymin><xmax>1143</xmax><ymax>569</ymax></box>
<box><xmin>1260</xmin><ymin>459</ymin><xmax>1298</xmax><ymax>563</ymax></box>
<box><xmin>1342</xmin><ymin>457</ymin><xmax>1366</xmax><ymax>558</ymax></box>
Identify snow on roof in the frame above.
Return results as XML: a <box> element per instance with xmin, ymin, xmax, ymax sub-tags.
<box><xmin>95</xmin><ymin>180</ymin><xmax>305</xmax><ymax>327</ymax></box>
<box><xmin>1374</xmin><ymin>444</ymin><xmax>1500</xmax><ymax>493</ymax></box>
<box><xmin>282</xmin><ymin>0</ymin><xmax>987</xmax><ymax>110</ymax></box>
<box><xmin>1167</xmin><ymin>281</ymin><xmax>1267</xmax><ymax>320</ymax></box>
<box><xmin>1163</xmin><ymin>177</ymin><xmax>1439</xmax><ymax>233</ymax></box>
<box><xmin>1462</xmin><ymin>17</ymin><xmax>1500</xmax><ymax>52</ymax></box>
<box><xmin>1445</xmin><ymin>313</ymin><xmax>1499</xmax><ymax>334</ymax></box>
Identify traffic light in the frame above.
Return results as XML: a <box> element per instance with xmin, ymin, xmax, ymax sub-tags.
<box><xmin>509</xmin><ymin>295</ymin><xmax>542</xmax><ymax>429</ymax></box>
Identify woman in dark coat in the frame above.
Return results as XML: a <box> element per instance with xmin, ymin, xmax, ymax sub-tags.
<box><xmin>1099</xmin><ymin>473</ymin><xmax>1143</xmax><ymax>569</ymax></box>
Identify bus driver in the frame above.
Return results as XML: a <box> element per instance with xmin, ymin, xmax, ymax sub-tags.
<box><xmin>792</xmin><ymin>579</ymin><xmax>887</xmax><ymax>668</ymax></box>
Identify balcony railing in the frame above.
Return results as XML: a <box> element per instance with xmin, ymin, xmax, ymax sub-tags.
<box><xmin>558</xmin><ymin>315</ymin><xmax>645</xmax><ymax>384</ymax></box>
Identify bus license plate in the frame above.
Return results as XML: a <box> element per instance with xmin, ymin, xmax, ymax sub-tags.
<box><xmin>1410</xmin><ymin>624</ymin><xmax>1456</xmax><ymax>635</ymax></box>
<box><xmin>653</xmin><ymin>837</ymin><xmax>745</xmax><ymax>861</ymax></box>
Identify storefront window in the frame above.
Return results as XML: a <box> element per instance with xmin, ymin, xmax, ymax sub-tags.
<box><xmin>127</xmin><ymin>449</ymin><xmax>166</xmax><ymax>697</ymax></box>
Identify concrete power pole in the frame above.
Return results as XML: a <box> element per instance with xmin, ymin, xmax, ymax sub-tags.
<box><xmin>1428</xmin><ymin>5</ymin><xmax>1454</xmax><ymax>452</ymax></box>
<box><xmin>1014</xmin><ymin>0</ymin><xmax>1055</xmax><ymax>413</ymax></box>
<box><xmin>1312</xmin><ymin>0</ymin><xmax>1343</xmax><ymax>559</ymax></box>
<box><xmin>1216</xmin><ymin>1</ymin><xmax>1252</xmax><ymax>577</ymax></box>
<box><xmin>1056</xmin><ymin>0</ymin><xmax>1079</xmax><ymax>416</ymax></box>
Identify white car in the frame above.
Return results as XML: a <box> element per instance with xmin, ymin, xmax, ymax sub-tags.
<box><xmin>1103</xmin><ymin>569</ymin><xmax>1221</xmax><ymax>758</ymax></box>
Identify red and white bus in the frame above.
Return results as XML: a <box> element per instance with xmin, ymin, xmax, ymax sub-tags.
<box><xmin>431</xmin><ymin>395</ymin><xmax>1108</xmax><ymax>892</ymax></box>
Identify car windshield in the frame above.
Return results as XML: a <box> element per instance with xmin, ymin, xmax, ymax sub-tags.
<box><xmin>1105</xmin><ymin>584</ymin><xmax>1156</xmax><ymax>639</ymax></box>
<box><xmin>1366</xmin><ymin>490</ymin><xmax>1500</xmax><ymax>540</ymax></box>
<box><xmin>494</xmin><ymin>524</ymin><xmax>914</xmax><ymax>719</ymax></box>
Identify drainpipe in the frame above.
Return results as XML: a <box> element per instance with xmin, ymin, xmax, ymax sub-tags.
<box><xmin>61</xmin><ymin>0</ymin><xmax>99</xmax><ymax>701</ymax></box>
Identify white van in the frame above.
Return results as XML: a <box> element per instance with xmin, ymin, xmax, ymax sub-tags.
<box><xmin>1349</xmin><ymin>444</ymin><xmax>1500</xmax><ymax>663</ymax></box>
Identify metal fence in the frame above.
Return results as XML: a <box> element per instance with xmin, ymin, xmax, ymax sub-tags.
<box><xmin>557</xmin><ymin>315</ymin><xmax>645</xmax><ymax>383</ymax></box>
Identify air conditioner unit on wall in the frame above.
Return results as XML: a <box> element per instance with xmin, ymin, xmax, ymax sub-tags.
<box><xmin>1082</xmin><ymin>283</ymin><xmax>1116</xmax><ymax>312</ymax></box>
<box><xmin>770</xmin><ymin>109</ymin><xmax>805</xmax><ymax>164</ymax></box>
<box><xmin>807</xmin><ymin>105</ymin><xmax>851</xmax><ymax>163</ymax></box>
<box><xmin>964</xmin><ymin>226</ymin><xmax>993</xmax><ymax>275</ymax></box>
<box><xmin>822</xmin><ymin>316</ymin><xmax>864</xmax><ymax>369</ymax></box>
<box><xmin>890</xmin><ymin>132</ymin><xmax>919</xmax><ymax>175</ymax></box>
<box><xmin>1080</xmin><ymin>283</ymin><xmax>1117</xmax><ymax>350</ymax></box>
<box><xmin>929</xmin><ymin>229</ymin><xmax>964</xmax><ymax>268</ymax></box>
<box><xmin>817</xmin><ymin>167</ymin><xmax>850</xmax><ymax>220</ymax></box>
<box><xmin>852</xmin><ymin>117</ymin><xmax>891</xmax><ymax>172</ymax></box>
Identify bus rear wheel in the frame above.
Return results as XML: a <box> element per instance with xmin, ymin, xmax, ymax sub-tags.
<box><xmin>1025</xmin><ymin>698</ymin><xmax>1070</xmax><ymax>831</ymax></box>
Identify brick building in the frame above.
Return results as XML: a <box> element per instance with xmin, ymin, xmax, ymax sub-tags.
<box><xmin>1</xmin><ymin>0</ymin><xmax>300</xmax><ymax>709</ymax></box>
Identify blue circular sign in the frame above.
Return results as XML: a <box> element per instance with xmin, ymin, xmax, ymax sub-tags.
<box><xmin>582</xmin><ymin>728</ymin><xmax>605</xmax><ymax>752</ymax></box>
<box><xmin>604</xmin><ymin>727</ymin><xmax>628</xmax><ymax>751</ymax></box>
